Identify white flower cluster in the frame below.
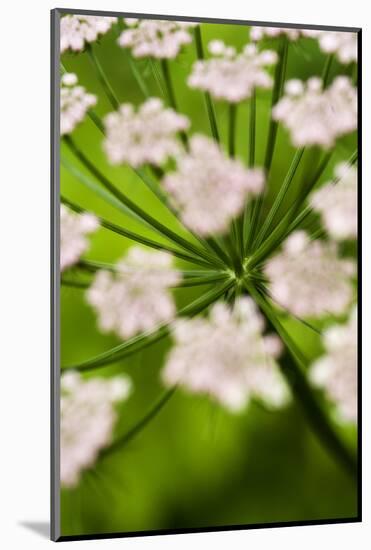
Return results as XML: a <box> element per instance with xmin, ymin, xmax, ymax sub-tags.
<box><xmin>304</xmin><ymin>30</ymin><xmax>357</xmax><ymax>64</ymax></box>
<box><xmin>103</xmin><ymin>98</ymin><xmax>190</xmax><ymax>167</ymax></box>
<box><xmin>188</xmin><ymin>41</ymin><xmax>277</xmax><ymax>102</ymax></box>
<box><xmin>61</xmin><ymin>371</ymin><xmax>131</xmax><ymax>487</ymax></box>
<box><xmin>310</xmin><ymin>163</ymin><xmax>357</xmax><ymax>240</ymax></box>
<box><xmin>86</xmin><ymin>247</ymin><xmax>180</xmax><ymax>339</ymax></box>
<box><xmin>272</xmin><ymin>76</ymin><xmax>357</xmax><ymax>148</ymax></box>
<box><xmin>60</xmin><ymin>14</ymin><xmax>117</xmax><ymax>53</ymax></box>
<box><xmin>60</xmin><ymin>205</ymin><xmax>99</xmax><ymax>272</ymax></box>
<box><xmin>265</xmin><ymin>231</ymin><xmax>356</xmax><ymax>318</ymax></box>
<box><xmin>310</xmin><ymin>307</ymin><xmax>357</xmax><ymax>422</ymax></box>
<box><xmin>60</xmin><ymin>73</ymin><xmax>97</xmax><ymax>135</ymax></box>
<box><xmin>118</xmin><ymin>19</ymin><xmax>197</xmax><ymax>59</ymax></box>
<box><xmin>162</xmin><ymin>135</ymin><xmax>265</xmax><ymax>235</ymax></box>
<box><xmin>163</xmin><ymin>297</ymin><xmax>289</xmax><ymax>412</ymax></box>
<box><xmin>250</xmin><ymin>26</ymin><xmax>302</xmax><ymax>41</ymax></box>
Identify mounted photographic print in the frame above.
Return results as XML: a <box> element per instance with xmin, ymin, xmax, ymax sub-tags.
<box><xmin>51</xmin><ymin>8</ymin><xmax>361</xmax><ymax>542</ymax></box>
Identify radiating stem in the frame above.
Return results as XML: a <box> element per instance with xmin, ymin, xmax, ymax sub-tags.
<box><xmin>101</xmin><ymin>388</ymin><xmax>176</xmax><ymax>459</ymax></box>
<box><xmin>253</xmin><ymin>148</ymin><xmax>305</xmax><ymax>249</ymax></box>
<box><xmin>160</xmin><ymin>58</ymin><xmax>188</xmax><ymax>147</ymax></box>
<box><xmin>248</xmin><ymin>90</ymin><xmax>256</xmax><ymax>167</ymax></box>
<box><xmin>194</xmin><ymin>26</ymin><xmax>220</xmax><ymax>142</ymax></box>
<box><xmin>246</xmin><ymin>284</ymin><xmax>357</xmax><ymax>479</ymax></box>
<box><xmin>63</xmin><ymin>135</ymin><xmax>222</xmax><ymax>268</ymax></box>
<box><xmin>321</xmin><ymin>53</ymin><xmax>334</xmax><ymax>88</ymax></box>
<box><xmin>86</xmin><ymin>44</ymin><xmax>120</xmax><ymax>110</ymax></box>
<box><xmin>62</xmin><ymin>278</ymin><xmax>235</xmax><ymax>371</ymax></box>
<box><xmin>228</xmin><ymin>103</ymin><xmax>237</xmax><ymax>157</ymax></box>
<box><xmin>62</xmin><ymin>196</ymin><xmax>219</xmax><ymax>269</ymax></box>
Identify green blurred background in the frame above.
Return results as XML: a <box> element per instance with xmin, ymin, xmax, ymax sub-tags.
<box><xmin>60</xmin><ymin>18</ymin><xmax>358</xmax><ymax>537</ymax></box>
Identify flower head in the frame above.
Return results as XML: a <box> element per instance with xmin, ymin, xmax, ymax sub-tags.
<box><xmin>103</xmin><ymin>98</ymin><xmax>189</xmax><ymax>167</ymax></box>
<box><xmin>86</xmin><ymin>247</ymin><xmax>180</xmax><ymax>339</ymax></box>
<box><xmin>188</xmin><ymin>41</ymin><xmax>277</xmax><ymax>102</ymax></box>
<box><xmin>272</xmin><ymin>76</ymin><xmax>357</xmax><ymax>148</ymax></box>
<box><xmin>61</xmin><ymin>14</ymin><xmax>117</xmax><ymax>53</ymax></box>
<box><xmin>310</xmin><ymin>163</ymin><xmax>357</xmax><ymax>240</ymax></box>
<box><xmin>162</xmin><ymin>135</ymin><xmax>265</xmax><ymax>235</ymax></box>
<box><xmin>118</xmin><ymin>19</ymin><xmax>197</xmax><ymax>59</ymax></box>
<box><xmin>60</xmin><ymin>205</ymin><xmax>99</xmax><ymax>271</ymax></box>
<box><xmin>250</xmin><ymin>26</ymin><xmax>302</xmax><ymax>41</ymax></box>
<box><xmin>310</xmin><ymin>307</ymin><xmax>357</xmax><ymax>422</ymax></box>
<box><xmin>61</xmin><ymin>371</ymin><xmax>131</xmax><ymax>487</ymax></box>
<box><xmin>162</xmin><ymin>297</ymin><xmax>289</xmax><ymax>412</ymax></box>
<box><xmin>60</xmin><ymin>72</ymin><xmax>97</xmax><ymax>135</ymax></box>
<box><xmin>264</xmin><ymin>231</ymin><xmax>356</xmax><ymax>318</ymax></box>
<box><xmin>304</xmin><ymin>30</ymin><xmax>357</xmax><ymax>64</ymax></box>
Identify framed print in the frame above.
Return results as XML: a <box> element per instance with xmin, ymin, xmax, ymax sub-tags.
<box><xmin>51</xmin><ymin>8</ymin><xmax>361</xmax><ymax>542</ymax></box>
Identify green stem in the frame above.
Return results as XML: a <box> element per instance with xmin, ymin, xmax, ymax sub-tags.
<box><xmin>127</xmin><ymin>51</ymin><xmax>150</xmax><ymax>97</ymax></box>
<box><xmin>62</xmin><ymin>279</ymin><xmax>234</xmax><ymax>371</ymax></box>
<box><xmin>194</xmin><ymin>26</ymin><xmax>220</xmax><ymax>142</ymax></box>
<box><xmin>246</xmin><ymin>285</ymin><xmax>357</xmax><ymax>478</ymax></box>
<box><xmin>100</xmin><ymin>388</ymin><xmax>176</xmax><ymax>459</ymax></box>
<box><xmin>248</xmin><ymin>90</ymin><xmax>256</xmax><ymax>167</ymax></box>
<box><xmin>160</xmin><ymin>58</ymin><xmax>188</xmax><ymax>147</ymax></box>
<box><xmin>62</xmin><ymin>196</ymin><xmax>219</xmax><ymax>269</ymax></box>
<box><xmin>246</xmin><ymin>37</ymin><xmax>289</xmax><ymax>252</ymax></box>
<box><xmin>321</xmin><ymin>53</ymin><xmax>334</xmax><ymax>88</ymax></box>
<box><xmin>253</xmin><ymin>148</ymin><xmax>305</xmax><ymax>249</ymax></box>
<box><xmin>228</xmin><ymin>103</ymin><xmax>237</xmax><ymax>157</ymax></box>
<box><xmin>86</xmin><ymin>44</ymin><xmax>120</xmax><ymax>110</ymax></box>
<box><xmin>63</xmin><ymin>135</ymin><xmax>222</xmax><ymax>268</ymax></box>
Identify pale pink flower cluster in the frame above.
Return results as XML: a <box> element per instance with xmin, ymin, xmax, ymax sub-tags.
<box><xmin>188</xmin><ymin>41</ymin><xmax>277</xmax><ymax>102</ymax></box>
<box><xmin>103</xmin><ymin>98</ymin><xmax>190</xmax><ymax>167</ymax></box>
<box><xmin>250</xmin><ymin>26</ymin><xmax>302</xmax><ymax>41</ymax></box>
<box><xmin>61</xmin><ymin>371</ymin><xmax>131</xmax><ymax>487</ymax></box>
<box><xmin>118</xmin><ymin>19</ymin><xmax>197</xmax><ymax>59</ymax></box>
<box><xmin>162</xmin><ymin>297</ymin><xmax>289</xmax><ymax>412</ymax></box>
<box><xmin>303</xmin><ymin>30</ymin><xmax>357</xmax><ymax>64</ymax></box>
<box><xmin>60</xmin><ymin>205</ymin><xmax>99</xmax><ymax>272</ymax></box>
<box><xmin>162</xmin><ymin>135</ymin><xmax>265</xmax><ymax>235</ymax></box>
<box><xmin>60</xmin><ymin>14</ymin><xmax>117</xmax><ymax>53</ymax></box>
<box><xmin>310</xmin><ymin>163</ymin><xmax>357</xmax><ymax>240</ymax></box>
<box><xmin>86</xmin><ymin>247</ymin><xmax>180</xmax><ymax>339</ymax></box>
<box><xmin>310</xmin><ymin>307</ymin><xmax>357</xmax><ymax>422</ymax></box>
<box><xmin>265</xmin><ymin>231</ymin><xmax>356</xmax><ymax>318</ymax></box>
<box><xmin>272</xmin><ymin>76</ymin><xmax>357</xmax><ymax>148</ymax></box>
<box><xmin>60</xmin><ymin>73</ymin><xmax>97</xmax><ymax>135</ymax></box>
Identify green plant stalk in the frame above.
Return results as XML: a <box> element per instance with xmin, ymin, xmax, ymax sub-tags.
<box><xmin>62</xmin><ymin>196</ymin><xmax>220</xmax><ymax>269</ymax></box>
<box><xmin>194</xmin><ymin>25</ymin><xmax>220</xmax><ymax>142</ymax></box>
<box><xmin>246</xmin><ymin>284</ymin><xmax>357</xmax><ymax>479</ymax></box>
<box><xmin>245</xmin><ymin>36</ymin><xmax>289</xmax><ymax>252</ymax></box>
<box><xmin>63</xmin><ymin>135</ymin><xmax>223</xmax><ymax>268</ymax></box>
<box><xmin>253</xmin><ymin>147</ymin><xmax>305</xmax><ymax>250</ymax></box>
<box><xmin>86</xmin><ymin>44</ymin><xmax>120</xmax><ymax>110</ymax></box>
<box><xmin>160</xmin><ymin>59</ymin><xmax>188</xmax><ymax>147</ymax></box>
<box><xmin>127</xmin><ymin>50</ymin><xmax>150</xmax><ymax>97</ymax></box>
<box><xmin>62</xmin><ymin>278</ymin><xmax>235</xmax><ymax>371</ymax></box>
<box><xmin>322</xmin><ymin>53</ymin><xmax>334</xmax><ymax>88</ymax></box>
<box><xmin>241</xmin><ymin>91</ymin><xmax>257</xmax><ymax>252</ymax></box>
<box><xmin>100</xmin><ymin>388</ymin><xmax>177</xmax><ymax>459</ymax></box>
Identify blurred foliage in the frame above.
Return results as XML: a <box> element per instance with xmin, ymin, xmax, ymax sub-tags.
<box><xmin>60</xmin><ymin>17</ymin><xmax>357</xmax><ymax>537</ymax></box>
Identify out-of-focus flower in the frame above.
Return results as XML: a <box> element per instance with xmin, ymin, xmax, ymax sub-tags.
<box><xmin>118</xmin><ymin>19</ymin><xmax>197</xmax><ymax>59</ymax></box>
<box><xmin>86</xmin><ymin>247</ymin><xmax>180</xmax><ymax>339</ymax></box>
<box><xmin>61</xmin><ymin>371</ymin><xmax>131</xmax><ymax>487</ymax></box>
<box><xmin>250</xmin><ymin>26</ymin><xmax>302</xmax><ymax>41</ymax></box>
<box><xmin>162</xmin><ymin>135</ymin><xmax>265</xmax><ymax>235</ymax></box>
<box><xmin>303</xmin><ymin>30</ymin><xmax>357</xmax><ymax>64</ymax></box>
<box><xmin>310</xmin><ymin>163</ymin><xmax>357</xmax><ymax>240</ymax></box>
<box><xmin>310</xmin><ymin>307</ymin><xmax>357</xmax><ymax>422</ymax></box>
<box><xmin>188</xmin><ymin>41</ymin><xmax>277</xmax><ymax>102</ymax></box>
<box><xmin>272</xmin><ymin>76</ymin><xmax>357</xmax><ymax>148</ymax></box>
<box><xmin>264</xmin><ymin>231</ymin><xmax>356</xmax><ymax>318</ymax></box>
<box><xmin>60</xmin><ymin>205</ymin><xmax>99</xmax><ymax>271</ymax></box>
<box><xmin>103</xmin><ymin>98</ymin><xmax>189</xmax><ymax>167</ymax></box>
<box><xmin>61</xmin><ymin>15</ymin><xmax>118</xmax><ymax>53</ymax></box>
<box><xmin>60</xmin><ymin>73</ymin><xmax>97</xmax><ymax>135</ymax></box>
<box><xmin>162</xmin><ymin>297</ymin><xmax>289</xmax><ymax>412</ymax></box>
